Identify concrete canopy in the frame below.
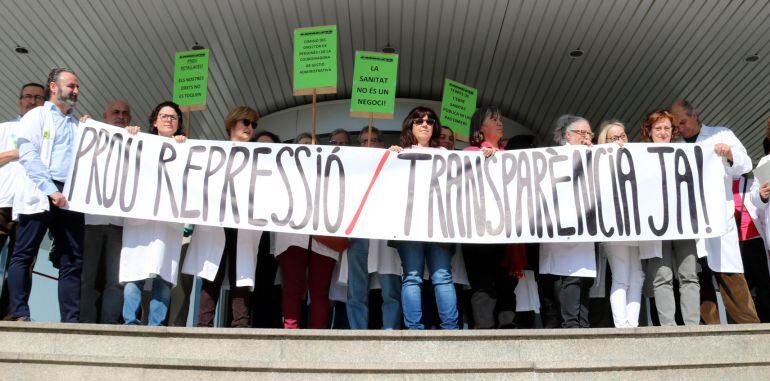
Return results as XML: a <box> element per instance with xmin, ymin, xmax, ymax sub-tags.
<box><xmin>0</xmin><ymin>0</ymin><xmax>767</xmax><ymax>157</ymax></box>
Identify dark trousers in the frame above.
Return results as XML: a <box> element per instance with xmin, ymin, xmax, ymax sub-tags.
<box><xmin>79</xmin><ymin>224</ymin><xmax>123</xmax><ymax>324</ymax></box>
<box><xmin>197</xmin><ymin>228</ymin><xmax>251</xmax><ymax>328</ymax></box>
<box><xmin>699</xmin><ymin>257</ymin><xmax>760</xmax><ymax>324</ymax></box>
<box><xmin>0</xmin><ymin>207</ymin><xmax>14</xmax><ymax>257</ymax></box>
<box><xmin>251</xmin><ymin>233</ymin><xmax>283</xmax><ymax>328</ymax></box>
<box><xmin>0</xmin><ymin>207</ymin><xmax>15</xmax><ymax>318</ymax></box>
<box><xmin>739</xmin><ymin>237</ymin><xmax>770</xmax><ymax>322</ymax></box>
<box><xmin>536</xmin><ymin>274</ymin><xmax>562</xmax><ymax>328</ymax></box>
<box><xmin>9</xmin><ymin>198</ymin><xmax>84</xmax><ymax>322</ymax></box>
<box><xmin>589</xmin><ymin>262</ymin><xmax>615</xmax><ymax>328</ymax></box>
<box><xmin>462</xmin><ymin>243</ymin><xmax>517</xmax><ymax>328</ymax></box>
<box><xmin>559</xmin><ymin>276</ymin><xmax>592</xmax><ymax>328</ymax></box>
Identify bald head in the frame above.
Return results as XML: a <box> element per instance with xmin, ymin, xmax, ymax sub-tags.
<box><xmin>103</xmin><ymin>100</ymin><xmax>131</xmax><ymax>127</ymax></box>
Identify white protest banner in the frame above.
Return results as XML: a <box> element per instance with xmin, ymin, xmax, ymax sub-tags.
<box><xmin>64</xmin><ymin>120</ymin><xmax>726</xmax><ymax>243</ymax></box>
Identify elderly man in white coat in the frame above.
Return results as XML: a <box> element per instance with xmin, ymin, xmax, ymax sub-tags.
<box><xmin>539</xmin><ymin>115</ymin><xmax>597</xmax><ymax>328</ymax></box>
<box><xmin>672</xmin><ymin>99</ymin><xmax>759</xmax><ymax>324</ymax></box>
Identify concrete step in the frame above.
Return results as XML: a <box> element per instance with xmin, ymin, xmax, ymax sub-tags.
<box><xmin>1</xmin><ymin>322</ymin><xmax>769</xmax><ymax>380</ymax></box>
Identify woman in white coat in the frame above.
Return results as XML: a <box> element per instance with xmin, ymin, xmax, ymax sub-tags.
<box><xmin>641</xmin><ymin>109</ymin><xmax>700</xmax><ymax>326</ymax></box>
<box><xmin>595</xmin><ymin>120</ymin><xmax>646</xmax><ymax>327</ymax></box>
<box><xmin>539</xmin><ymin>115</ymin><xmax>596</xmax><ymax>328</ymax></box>
<box><xmin>120</xmin><ymin>102</ymin><xmax>186</xmax><ymax>326</ymax></box>
<box><xmin>181</xmin><ymin>107</ymin><xmax>263</xmax><ymax>327</ymax></box>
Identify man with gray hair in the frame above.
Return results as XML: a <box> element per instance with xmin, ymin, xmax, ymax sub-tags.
<box><xmin>0</xmin><ymin>83</ymin><xmax>46</xmax><ymax>318</ymax></box>
<box><xmin>328</xmin><ymin>128</ymin><xmax>351</xmax><ymax>146</ymax></box>
<box><xmin>540</xmin><ymin>114</ymin><xmax>597</xmax><ymax>328</ymax></box>
<box><xmin>672</xmin><ymin>99</ymin><xmax>760</xmax><ymax>324</ymax></box>
<box><xmin>8</xmin><ymin>68</ymin><xmax>84</xmax><ymax>322</ymax></box>
<box><xmin>79</xmin><ymin>100</ymin><xmax>132</xmax><ymax>324</ymax></box>
<box><xmin>358</xmin><ymin>125</ymin><xmax>385</xmax><ymax>148</ymax></box>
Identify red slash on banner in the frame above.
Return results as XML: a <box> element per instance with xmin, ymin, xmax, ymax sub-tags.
<box><xmin>345</xmin><ymin>150</ymin><xmax>391</xmax><ymax>235</ymax></box>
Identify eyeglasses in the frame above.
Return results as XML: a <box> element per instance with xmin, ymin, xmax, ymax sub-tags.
<box><xmin>412</xmin><ymin>117</ymin><xmax>437</xmax><ymax>126</ymax></box>
<box><xmin>241</xmin><ymin>119</ymin><xmax>257</xmax><ymax>128</ymax></box>
<box><xmin>158</xmin><ymin>114</ymin><xmax>179</xmax><ymax>122</ymax></box>
<box><xmin>20</xmin><ymin>94</ymin><xmax>45</xmax><ymax>102</ymax></box>
<box><xmin>607</xmin><ymin>133</ymin><xmax>627</xmax><ymax>143</ymax></box>
<box><xmin>569</xmin><ymin>129</ymin><xmax>594</xmax><ymax>138</ymax></box>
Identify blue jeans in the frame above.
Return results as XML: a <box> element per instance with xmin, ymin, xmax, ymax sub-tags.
<box><xmin>123</xmin><ymin>277</ymin><xmax>172</xmax><ymax>326</ymax></box>
<box><xmin>396</xmin><ymin>241</ymin><xmax>458</xmax><ymax>330</ymax></box>
<box><xmin>347</xmin><ymin>238</ymin><xmax>402</xmax><ymax>329</ymax></box>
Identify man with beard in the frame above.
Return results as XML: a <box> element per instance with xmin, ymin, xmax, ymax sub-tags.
<box><xmin>79</xmin><ymin>100</ymin><xmax>132</xmax><ymax>324</ymax></box>
<box><xmin>7</xmin><ymin>68</ymin><xmax>84</xmax><ymax>322</ymax></box>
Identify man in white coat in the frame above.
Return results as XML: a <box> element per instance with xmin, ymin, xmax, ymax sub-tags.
<box><xmin>8</xmin><ymin>68</ymin><xmax>84</xmax><ymax>322</ymax></box>
<box><xmin>0</xmin><ymin>83</ymin><xmax>46</xmax><ymax>253</ymax></box>
<box><xmin>672</xmin><ymin>99</ymin><xmax>759</xmax><ymax>324</ymax></box>
<box><xmin>0</xmin><ymin>83</ymin><xmax>45</xmax><ymax>317</ymax></box>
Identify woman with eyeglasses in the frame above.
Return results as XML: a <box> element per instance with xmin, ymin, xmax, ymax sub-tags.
<box><xmin>388</xmin><ymin>106</ymin><xmax>459</xmax><ymax>329</ymax></box>
<box><xmin>640</xmin><ymin>109</ymin><xmax>701</xmax><ymax>326</ymax></box>
<box><xmin>539</xmin><ymin>114</ymin><xmax>597</xmax><ymax>328</ymax></box>
<box><xmin>595</xmin><ymin>120</ymin><xmax>647</xmax><ymax>327</ymax></box>
<box><xmin>119</xmin><ymin>101</ymin><xmax>187</xmax><ymax>326</ymax></box>
<box><xmin>460</xmin><ymin>106</ymin><xmax>518</xmax><ymax>328</ymax></box>
<box><xmin>181</xmin><ymin>107</ymin><xmax>264</xmax><ymax>327</ymax></box>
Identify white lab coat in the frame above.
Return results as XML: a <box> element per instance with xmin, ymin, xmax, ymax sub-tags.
<box><xmin>748</xmin><ymin>158</ymin><xmax>770</xmax><ymax>275</ymax></box>
<box><xmin>539</xmin><ymin>242</ymin><xmax>596</xmax><ymax>278</ymax></box>
<box><xmin>182</xmin><ymin>225</ymin><xmax>263</xmax><ymax>290</ymax></box>
<box><xmin>119</xmin><ymin>218</ymin><xmax>184</xmax><ymax>286</ymax></box>
<box><xmin>685</xmin><ymin>125</ymin><xmax>751</xmax><ymax>273</ymax></box>
<box><xmin>335</xmin><ymin>239</ymin><xmax>402</xmax><ymax>285</ymax></box>
<box><xmin>12</xmin><ymin>106</ymin><xmax>57</xmax><ymax>219</ymax></box>
<box><xmin>274</xmin><ymin>233</ymin><xmax>340</xmax><ymax>261</ymax></box>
